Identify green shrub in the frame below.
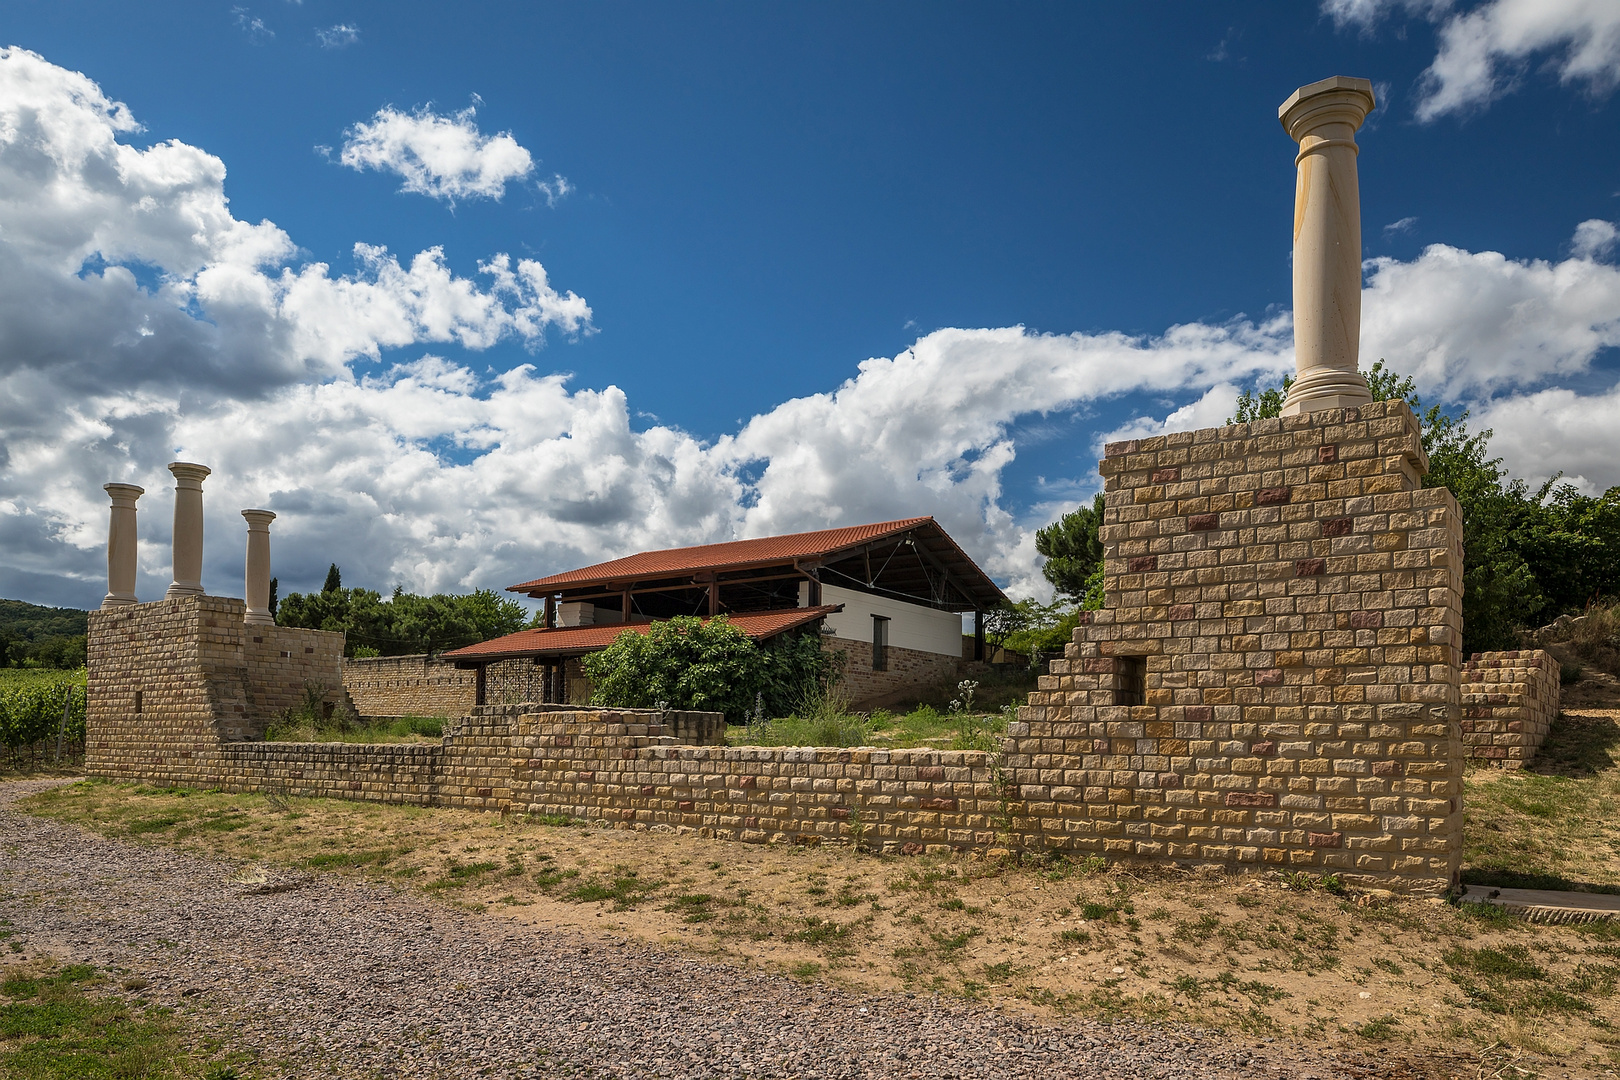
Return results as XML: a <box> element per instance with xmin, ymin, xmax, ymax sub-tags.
<box><xmin>583</xmin><ymin>617</ymin><xmax>837</xmax><ymax>724</ymax></box>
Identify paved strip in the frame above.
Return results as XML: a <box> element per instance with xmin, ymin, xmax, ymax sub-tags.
<box><xmin>1459</xmin><ymin>884</ymin><xmax>1620</xmax><ymax>924</ymax></box>
<box><xmin>1</xmin><ymin>779</ymin><xmax>1422</xmax><ymax>1079</ymax></box>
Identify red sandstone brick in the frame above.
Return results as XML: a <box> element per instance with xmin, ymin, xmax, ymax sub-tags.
<box><xmin>1257</xmin><ymin>487</ymin><xmax>1291</xmax><ymax>505</ymax></box>
<box><xmin>1321</xmin><ymin>517</ymin><xmax>1353</xmax><ymax>537</ymax></box>
<box><xmin>1189</xmin><ymin>513</ymin><xmax>1220</xmax><ymax>531</ymax></box>
<box><xmin>1225</xmin><ymin>791</ymin><xmax>1277</xmax><ymax>808</ymax></box>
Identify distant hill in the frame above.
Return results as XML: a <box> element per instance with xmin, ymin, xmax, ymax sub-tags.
<box><xmin>0</xmin><ymin>598</ymin><xmax>89</xmax><ymax>641</ymax></box>
<box><xmin>0</xmin><ymin>598</ymin><xmax>89</xmax><ymax>668</ymax></box>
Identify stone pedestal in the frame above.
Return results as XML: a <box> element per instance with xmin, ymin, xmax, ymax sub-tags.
<box><xmin>1279</xmin><ymin>76</ymin><xmax>1376</xmax><ymax>417</ymax></box>
<box><xmin>101</xmin><ymin>483</ymin><xmax>144</xmax><ymax>609</ymax></box>
<box><xmin>241</xmin><ymin>509</ymin><xmax>277</xmax><ymax>626</ymax></box>
<box><xmin>164</xmin><ymin>462</ymin><xmax>211</xmax><ymax>599</ymax></box>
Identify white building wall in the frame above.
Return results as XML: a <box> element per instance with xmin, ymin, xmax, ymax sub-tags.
<box><xmin>815</xmin><ymin>583</ymin><xmax>966</xmax><ymax>657</ymax></box>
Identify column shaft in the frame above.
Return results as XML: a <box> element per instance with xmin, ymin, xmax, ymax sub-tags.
<box><xmin>165</xmin><ymin>462</ymin><xmax>211</xmax><ymax>599</ymax></box>
<box><xmin>101</xmin><ymin>483</ymin><xmax>145</xmax><ymax>609</ymax></box>
<box><xmin>1278</xmin><ymin>76</ymin><xmax>1377</xmax><ymax>417</ymax></box>
<box><xmin>242</xmin><ymin>509</ymin><xmax>277</xmax><ymax>625</ymax></box>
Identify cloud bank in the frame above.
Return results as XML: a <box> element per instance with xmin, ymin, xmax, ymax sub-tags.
<box><xmin>1</xmin><ymin>46</ymin><xmax>1617</xmax><ymax>615</ymax></box>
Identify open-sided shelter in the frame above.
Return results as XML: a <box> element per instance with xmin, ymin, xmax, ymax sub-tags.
<box><xmin>441</xmin><ymin>516</ymin><xmax>1007</xmax><ymax>707</ymax></box>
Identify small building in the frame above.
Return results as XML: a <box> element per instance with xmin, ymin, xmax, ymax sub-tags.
<box><xmin>441</xmin><ymin>517</ymin><xmax>1007</xmax><ymax>709</ymax></box>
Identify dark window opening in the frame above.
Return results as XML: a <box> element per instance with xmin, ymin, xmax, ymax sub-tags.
<box><xmin>1116</xmin><ymin>655</ymin><xmax>1146</xmax><ymax>707</ymax></box>
<box><xmin>871</xmin><ymin>615</ymin><xmax>890</xmax><ymax>672</ymax></box>
<box><xmin>133</xmin><ymin>690</ymin><xmax>143</xmax><ymax>715</ymax></box>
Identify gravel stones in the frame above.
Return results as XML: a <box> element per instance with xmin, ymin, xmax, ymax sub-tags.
<box><xmin>0</xmin><ymin>779</ymin><xmax>1428</xmax><ymax>1079</ymax></box>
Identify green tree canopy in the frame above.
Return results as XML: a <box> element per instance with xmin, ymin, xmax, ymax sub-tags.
<box><xmin>1036</xmin><ymin>492</ymin><xmax>1106</xmax><ymax>605</ymax></box>
<box><xmin>276</xmin><ymin>581</ymin><xmax>528</xmax><ymax>657</ymax></box>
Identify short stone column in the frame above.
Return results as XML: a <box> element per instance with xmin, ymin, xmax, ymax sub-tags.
<box><xmin>241</xmin><ymin>509</ymin><xmax>277</xmax><ymax>625</ymax></box>
<box><xmin>1279</xmin><ymin>76</ymin><xmax>1377</xmax><ymax>416</ymax></box>
<box><xmin>100</xmin><ymin>483</ymin><xmax>145</xmax><ymax>609</ymax></box>
<box><xmin>164</xmin><ymin>462</ymin><xmax>211</xmax><ymax>599</ymax></box>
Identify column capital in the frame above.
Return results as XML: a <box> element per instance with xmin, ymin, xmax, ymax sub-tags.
<box><xmin>1279</xmin><ymin>76</ymin><xmax>1376</xmax><ymax>141</ymax></box>
<box><xmin>167</xmin><ymin>461</ymin><xmax>211</xmax><ymax>488</ymax></box>
<box><xmin>103</xmin><ymin>482</ymin><xmax>145</xmax><ymax>508</ymax></box>
<box><xmin>241</xmin><ymin>508</ymin><xmax>277</xmax><ymax>527</ymax></box>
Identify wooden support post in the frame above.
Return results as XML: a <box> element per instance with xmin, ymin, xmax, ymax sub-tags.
<box><xmin>622</xmin><ymin>588</ymin><xmax>632</xmax><ymax>621</ymax></box>
<box><xmin>708</xmin><ymin>576</ymin><xmax>719</xmax><ymax>617</ymax></box>
<box><xmin>974</xmin><ymin>610</ymin><xmax>985</xmax><ymax>661</ymax></box>
<box><xmin>544</xmin><ymin>595</ymin><xmax>556</xmax><ymax>629</ymax></box>
<box><xmin>808</xmin><ymin>577</ymin><xmax>821</xmax><ymax>607</ymax></box>
<box><xmin>474</xmin><ymin>664</ymin><xmax>487</xmax><ymax>707</ymax></box>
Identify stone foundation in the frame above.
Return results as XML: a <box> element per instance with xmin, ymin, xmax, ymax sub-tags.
<box><xmin>1461</xmin><ymin>650</ymin><xmax>1560</xmax><ymax>767</ymax></box>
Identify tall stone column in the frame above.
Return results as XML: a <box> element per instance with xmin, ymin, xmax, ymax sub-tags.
<box><xmin>101</xmin><ymin>483</ymin><xmax>145</xmax><ymax>609</ymax></box>
<box><xmin>241</xmin><ymin>509</ymin><xmax>277</xmax><ymax>625</ymax></box>
<box><xmin>164</xmin><ymin>462</ymin><xmax>211</xmax><ymax>599</ymax></box>
<box><xmin>1279</xmin><ymin>76</ymin><xmax>1377</xmax><ymax>417</ymax></box>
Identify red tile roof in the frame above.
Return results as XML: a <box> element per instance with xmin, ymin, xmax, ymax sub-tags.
<box><xmin>509</xmin><ymin>517</ymin><xmax>934</xmax><ymax>594</ymax></box>
<box><xmin>440</xmin><ymin>606</ymin><xmax>842</xmax><ymax>663</ymax></box>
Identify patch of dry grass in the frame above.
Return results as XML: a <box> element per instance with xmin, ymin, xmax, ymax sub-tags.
<box><xmin>20</xmin><ymin>780</ymin><xmax>1620</xmax><ymax>1072</ymax></box>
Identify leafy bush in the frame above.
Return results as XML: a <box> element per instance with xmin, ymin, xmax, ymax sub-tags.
<box><xmin>582</xmin><ymin>617</ymin><xmax>837</xmax><ymax>725</ymax></box>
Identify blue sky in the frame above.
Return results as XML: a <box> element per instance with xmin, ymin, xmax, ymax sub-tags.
<box><xmin>1</xmin><ymin>1</ymin><xmax>1618</xmax><ymax>610</ymax></box>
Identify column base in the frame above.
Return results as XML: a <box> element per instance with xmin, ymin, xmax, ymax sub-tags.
<box><xmin>165</xmin><ymin>583</ymin><xmax>204</xmax><ymax>599</ymax></box>
<box><xmin>101</xmin><ymin>594</ymin><xmax>138</xmax><ymax>610</ymax></box>
<box><xmin>1280</xmin><ymin>366</ymin><xmax>1373</xmax><ymax>417</ymax></box>
<box><xmin>244</xmin><ymin>610</ymin><xmax>275</xmax><ymax>626</ymax></box>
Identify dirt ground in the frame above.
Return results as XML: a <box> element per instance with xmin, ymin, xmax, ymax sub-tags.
<box><xmin>17</xmin><ymin>774</ymin><xmax>1620</xmax><ymax>1078</ymax></box>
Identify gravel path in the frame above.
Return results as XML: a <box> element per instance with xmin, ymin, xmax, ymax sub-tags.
<box><xmin>1</xmin><ymin>778</ymin><xmax>1433</xmax><ymax>1079</ymax></box>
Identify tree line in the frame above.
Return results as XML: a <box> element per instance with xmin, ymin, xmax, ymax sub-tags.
<box><xmin>0</xmin><ymin>598</ymin><xmax>88</xmax><ymax>669</ymax></box>
<box><xmin>274</xmin><ymin>565</ymin><xmax>530</xmax><ymax>657</ymax></box>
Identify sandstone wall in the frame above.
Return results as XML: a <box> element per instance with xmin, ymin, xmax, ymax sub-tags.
<box><xmin>1011</xmin><ymin>401</ymin><xmax>1466</xmax><ymax>893</ymax></box>
<box><xmin>341</xmin><ymin>654</ymin><xmax>477</xmax><ymax>717</ymax></box>
<box><xmin>1461</xmin><ymin>649</ymin><xmax>1561</xmax><ymax>767</ymax></box>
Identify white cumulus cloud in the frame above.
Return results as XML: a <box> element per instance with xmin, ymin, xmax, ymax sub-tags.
<box><xmin>339</xmin><ymin>104</ymin><xmax>541</xmax><ymax>203</ymax></box>
<box><xmin>1324</xmin><ymin>0</ymin><xmax>1620</xmax><ymax>119</ymax></box>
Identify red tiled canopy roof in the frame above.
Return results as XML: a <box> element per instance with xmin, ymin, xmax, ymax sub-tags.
<box><xmin>440</xmin><ymin>606</ymin><xmax>841</xmax><ymax>663</ymax></box>
<box><xmin>507</xmin><ymin>516</ymin><xmax>1005</xmax><ymax>612</ymax></box>
<box><xmin>510</xmin><ymin>517</ymin><xmax>933</xmax><ymax>593</ymax></box>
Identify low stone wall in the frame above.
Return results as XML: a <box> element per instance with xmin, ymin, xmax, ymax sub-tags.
<box><xmin>1461</xmin><ymin>650</ymin><xmax>1561</xmax><ymax>767</ymax></box>
<box><xmin>512</xmin><ymin>710</ymin><xmax>996</xmax><ymax>851</ymax></box>
<box><xmin>341</xmin><ymin>654</ymin><xmax>476</xmax><ymax>717</ymax></box>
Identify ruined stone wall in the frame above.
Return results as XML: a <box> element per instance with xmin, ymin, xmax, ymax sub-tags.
<box><xmin>1009</xmin><ymin>401</ymin><xmax>1467</xmax><ymax>893</ymax></box>
<box><xmin>1461</xmin><ymin>650</ymin><xmax>1560</xmax><ymax>767</ymax></box>
<box><xmin>341</xmin><ymin>654</ymin><xmax>477</xmax><ymax>717</ymax></box>
<box><xmin>87</xmin><ymin>595</ymin><xmax>346</xmax><ymax>778</ymax></box>
<box><xmin>86</xmin><ymin>403</ymin><xmax>1474</xmax><ymax>893</ymax></box>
